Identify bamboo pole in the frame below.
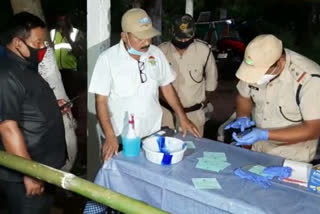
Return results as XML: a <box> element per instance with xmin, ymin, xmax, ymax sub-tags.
<box><xmin>0</xmin><ymin>151</ymin><xmax>169</xmax><ymax>214</ymax></box>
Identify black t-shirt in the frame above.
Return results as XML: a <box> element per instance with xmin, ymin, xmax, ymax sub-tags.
<box><xmin>0</xmin><ymin>49</ymin><xmax>66</xmax><ymax>182</ymax></box>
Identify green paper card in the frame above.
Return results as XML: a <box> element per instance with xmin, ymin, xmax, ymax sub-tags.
<box><xmin>192</xmin><ymin>178</ymin><xmax>222</xmax><ymax>189</ymax></box>
<box><xmin>196</xmin><ymin>160</ymin><xmax>230</xmax><ymax>172</ymax></box>
<box><xmin>203</xmin><ymin>152</ymin><xmax>227</xmax><ymax>162</ymax></box>
<box><xmin>249</xmin><ymin>165</ymin><xmax>266</xmax><ymax>176</ymax></box>
<box><xmin>185</xmin><ymin>141</ymin><xmax>196</xmax><ymax>149</ymax></box>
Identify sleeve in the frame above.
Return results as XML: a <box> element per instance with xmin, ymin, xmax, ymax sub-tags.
<box><xmin>205</xmin><ymin>50</ymin><xmax>218</xmax><ymax>92</ymax></box>
<box><xmin>299</xmin><ymin>77</ymin><xmax>320</xmax><ymax>120</ymax></box>
<box><xmin>0</xmin><ymin>73</ymin><xmax>24</xmax><ymax>122</ymax></box>
<box><xmin>88</xmin><ymin>53</ymin><xmax>112</xmax><ymax>96</ymax></box>
<box><xmin>157</xmin><ymin>48</ymin><xmax>176</xmax><ymax>87</ymax></box>
<box><xmin>236</xmin><ymin>80</ymin><xmax>251</xmax><ymax>98</ymax></box>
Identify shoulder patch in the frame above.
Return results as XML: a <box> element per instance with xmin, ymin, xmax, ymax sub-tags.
<box><xmin>289</xmin><ymin>64</ymin><xmax>312</xmax><ymax>85</ymax></box>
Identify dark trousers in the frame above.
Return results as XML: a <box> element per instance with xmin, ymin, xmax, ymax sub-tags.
<box><xmin>0</xmin><ymin>180</ymin><xmax>55</xmax><ymax>214</ymax></box>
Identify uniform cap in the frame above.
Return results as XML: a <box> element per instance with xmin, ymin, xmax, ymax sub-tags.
<box><xmin>121</xmin><ymin>8</ymin><xmax>160</xmax><ymax>39</ymax></box>
<box><xmin>173</xmin><ymin>14</ymin><xmax>195</xmax><ymax>39</ymax></box>
<box><xmin>236</xmin><ymin>34</ymin><xmax>283</xmax><ymax>83</ymax></box>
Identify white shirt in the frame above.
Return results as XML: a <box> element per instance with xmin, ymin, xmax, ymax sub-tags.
<box><xmin>89</xmin><ymin>40</ymin><xmax>175</xmax><ymax>137</ymax></box>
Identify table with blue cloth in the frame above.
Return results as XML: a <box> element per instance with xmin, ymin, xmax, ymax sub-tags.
<box><xmin>84</xmin><ymin>135</ymin><xmax>320</xmax><ymax>214</ymax></box>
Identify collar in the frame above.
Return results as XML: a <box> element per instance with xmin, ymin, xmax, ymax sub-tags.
<box><xmin>118</xmin><ymin>39</ymin><xmax>151</xmax><ymax>61</ymax></box>
<box><xmin>169</xmin><ymin>40</ymin><xmax>195</xmax><ymax>55</ymax></box>
<box><xmin>5</xmin><ymin>48</ymin><xmax>29</xmax><ymax>66</ymax></box>
<box><xmin>275</xmin><ymin>49</ymin><xmax>291</xmax><ymax>83</ymax></box>
<box><xmin>5</xmin><ymin>47</ymin><xmax>38</xmax><ymax>72</ymax></box>
<box><xmin>118</xmin><ymin>40</ymin><xmax>128</xmax><ymax>58</ymax></box>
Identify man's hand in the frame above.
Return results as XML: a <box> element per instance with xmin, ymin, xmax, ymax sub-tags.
<box><xmin>225</xmin><ymin>117</ymin><xmax>255</xmax><ymax>132</ymax></box>
<box><xmin>102</xmin><ymin>136</ymin><xmax>119</xmax><ymax>161</ymax></box>
<box><xmin>232</xmin><ymin>128</ymin><xmax>268</xmax><ymax>146</ymax></box>
<box><xmin>23</xmin><ymin>176</ymin><xmax>44</xmax><ymax>196</ymax></box>
<box><xmin>180</xmin><ymin>117</ymin><xmax>201</xmax><ymax>137</ymax></box>
<box><xmin>57</xmin><ymin>99</ymin><xmax>72</xmax><ymax>115</ymax></box>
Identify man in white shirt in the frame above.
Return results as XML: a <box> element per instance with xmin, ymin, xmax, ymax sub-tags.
<box><xmin>89</xmin><ymin>8</ymin><xmax>200</xmax><ymax>161</ymax></box>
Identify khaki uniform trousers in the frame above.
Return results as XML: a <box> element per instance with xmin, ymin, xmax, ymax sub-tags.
<box><xmin>161</xmin><ymin>106</ymin><xmax>205</xmax><ymax>137</ymax></box>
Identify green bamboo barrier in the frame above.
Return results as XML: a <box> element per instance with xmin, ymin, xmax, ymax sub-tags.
<box><xmin>0</xmin><ymin>151</ymin><xmax>169</xmax><ymax>214</ymax></box>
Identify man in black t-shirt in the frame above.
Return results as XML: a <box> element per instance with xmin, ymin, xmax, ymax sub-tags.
<box><xmin>0</xmin><ymin>12</ymin><xmax>66</xmax><ymax>214</ymax></box>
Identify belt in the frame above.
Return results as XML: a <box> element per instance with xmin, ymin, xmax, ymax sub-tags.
<box><xmin>160</xmin><ymin>100</ymin><xmax>203</xmax><ymax>113</ymax></box>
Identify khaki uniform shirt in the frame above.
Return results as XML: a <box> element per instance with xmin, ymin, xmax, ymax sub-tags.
<box><xmin>159</xmin><ymin>40</ymin><xmax>218</xmax><ymax>107</ymax></box>
<box><xmin>159</xmin><ymin>40</ymin><xmax>218</xmax><ymax>135</ymax></box>
<box><xmin>237</xmin><ymin>49</ymin><xmax>320</xmax><ymax>162</ymax></box>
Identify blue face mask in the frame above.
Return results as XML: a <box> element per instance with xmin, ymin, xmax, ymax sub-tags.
<box><xmin>128</xmin><ymin>47</ymin><xmax>145</xmax><ymax>56</ymax></box>
<box><xmin>126</xmin><ymin>33</ymin><xmax>145</xmax><ymax>56</ymax></box>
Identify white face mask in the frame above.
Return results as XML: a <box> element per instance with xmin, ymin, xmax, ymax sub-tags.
<box><xmin>256</xmin><ymin>64</ymin><xmax>279</xmax><ymax>85</ymax></box>
<box><xmin>256</xmin><ymin>74</ymin><xmax>277</xmax><ymax>85</ymax></box>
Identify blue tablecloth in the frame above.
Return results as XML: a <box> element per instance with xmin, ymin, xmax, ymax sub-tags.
<box><xmin>85</xmin><ymin>135</ymin><xmax>320</xmax><ymax>214</ymax></box>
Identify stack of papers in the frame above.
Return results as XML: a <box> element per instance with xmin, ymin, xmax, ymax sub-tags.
<box><xmin>283</xmin><ymin>159</ymin><xmax>312</xmax><ymax>187</ymax></box>
<box><xmin>195</xmin><ymin>152</ymin><xmax>230</xmax><ymax>172</ymax></box>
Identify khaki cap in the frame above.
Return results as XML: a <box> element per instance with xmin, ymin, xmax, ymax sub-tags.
<box><xmin>121</xmin><ymin>8</ymin><xmax>160</xmax><ymax>40</ymax></box>
<box><xmin>236</xmin><ymin>34</ymin><xmax>283</xmax><ymax>83</ymax></box>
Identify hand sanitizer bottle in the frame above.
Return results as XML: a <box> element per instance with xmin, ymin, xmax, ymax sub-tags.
<box><xmin>121</xmin><ymin>114</ymin><xmax>141</xmax><ymax>157</ymax></box>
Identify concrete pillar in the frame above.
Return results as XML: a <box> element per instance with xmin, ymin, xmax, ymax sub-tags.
<box><xmin>185</xmin><ymin>0</ymin><xmax>194</xmax><ymax>17</ymax></box>
<box><xmin>87</xmin><ymin>0</ymin><xmax>111</xmax><ymax>180</ymax></box>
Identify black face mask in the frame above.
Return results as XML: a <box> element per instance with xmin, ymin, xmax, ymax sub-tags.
<box><xmin>17</xmin><ymin>40</ymin><xmax>47</xmax><ymax>70</ymax></box>
<box><xmin>171</xmin><ymin>38</ymin><xmax>194</xmax><ymax>49</ymax></box>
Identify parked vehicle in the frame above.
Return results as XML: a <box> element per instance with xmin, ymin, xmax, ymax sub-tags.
<box><xmin>195</xmin><ymin>12</ymin><xmax>250</xmax><ymax>80</ymax></box>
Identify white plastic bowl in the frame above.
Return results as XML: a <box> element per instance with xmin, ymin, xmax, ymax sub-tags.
<box><xmin>142</xmin><ymin>136</ymin><xmax>187</xmax><ymax>165</ymax></box>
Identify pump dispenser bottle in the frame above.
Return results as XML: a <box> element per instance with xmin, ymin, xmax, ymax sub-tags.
<box><xmin>121</xmin><ymin>113</ymin><xmax>141</xmax><ymax>157</ymax></box>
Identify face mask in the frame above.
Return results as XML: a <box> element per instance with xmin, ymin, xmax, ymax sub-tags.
<box><xmin>126</xmin><ymin>33</ymin><xmax>145</xmax><ymax>56</ymax></box>
<box><xmin>171</xmin><ymin>37</ymin><xmax>194</xmax><ymax>49</ymax></box>
<box><xmin>256</xmin><ymin>74</ymin><xmax>277</xmax><ymax>85</ymax></box>
<box><xmin>57</xmin><ymin>20</ymin><xmax>65</xmax><ymax>28</ymax></box>
<box><xmin>18</xmin><ymin>39</ymin><xmax>47</xmax><ymax>68</ymax></box>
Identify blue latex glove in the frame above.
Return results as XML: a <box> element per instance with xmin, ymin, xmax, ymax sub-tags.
<box><xmin>263</xmin><ymin>166</ymin><xmax>292</xmax><ymax>180</ymax></box>
<box><xmin>232</xmin><ymin>128</ymin><xmax>268</xmax><ymax>146</ymax></box>
<box><xmin>234</xmin><ymin>168</ymin><xmax>271</xmax><ymax>189</ymax></box>
<box><xmin>224</xmin><ymin>117</ymin><xmax>255</xmax><ymax>132</ymax></box>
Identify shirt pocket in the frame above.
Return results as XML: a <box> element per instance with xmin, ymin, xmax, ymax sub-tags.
<box><xmin>111</xmin><ymin>66</ymin><xmax>139</xmax><ymax>97</ymax></box>
<box><xmin>187</xmin><ymin>64</ymin><xmax>204</xmax><ymax>84</ymax></box>
<box><xmin>278</xmin><ymin>100</ymin><xmax>302</xmax><ymax>123</ymax></box>
<box><xmin>145</xmin><ymin>61</ymin><xmax>161</xmax><ymax>83</ymax></box>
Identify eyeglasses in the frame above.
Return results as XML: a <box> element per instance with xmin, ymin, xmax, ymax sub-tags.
<box><xmin>138</xmin><ymin>61</ymin><xmax>147</xmax><ymax>83</ymax></box>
